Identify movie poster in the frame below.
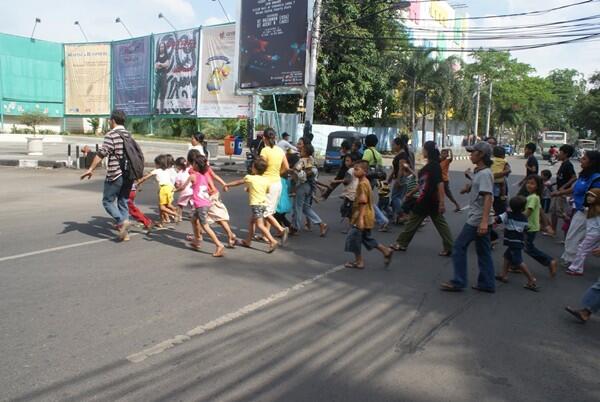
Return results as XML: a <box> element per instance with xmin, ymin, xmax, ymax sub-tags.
<box><xmin>198</xmin><ymin>24</ymin><xmax>249</xmax><ymax>118</ymax></box>
<box><xmin>64</xmin><ymin>43</ymin><xmax>111</xmax><ymax>115</ymax></box>
<box><xmin>113</xmin><ymin>37</ymin><xmax>152</xmax><ymax>115</ymax></box>
<box><xmin>238</xmin><ymin>0</ymin><xmax>308</xmax><ymax>92</ymax></box>
<box><xmin>154</xmin><ymin>28</ymin><xmax>200</xmax><ymax>115</ymax></box>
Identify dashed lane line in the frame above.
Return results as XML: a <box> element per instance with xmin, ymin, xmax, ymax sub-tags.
<box><xmin>126</xmin><ymin>263</ymin><xmax>346</xmax><ymax>363</ymax></box>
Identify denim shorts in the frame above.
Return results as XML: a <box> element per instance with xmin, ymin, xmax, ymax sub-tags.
<box><xmin>193</xmin><ymin>206</ymin><xmax>209</xmax><ymax>225</ymax></box>
<box><xmin>504</xmin><ymin>247</ymin><xmax>523</xmax><ymax>266</ymax></box>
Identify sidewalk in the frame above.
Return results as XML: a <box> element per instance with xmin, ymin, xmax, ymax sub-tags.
<box><xmin>0</xmin><ymin>135</ymin><xmax>247</xmax><ymax>173</ymax></box>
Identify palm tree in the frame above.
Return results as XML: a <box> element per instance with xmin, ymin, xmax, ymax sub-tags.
<box><xmin>399</xmin><ymin>49</ymin><xmax>436</xmax><ymax>144</ymax></box>
<box><xmin>430</xmin><ymin>57</ymin><xmax>462</xmax><ymax>146</ymax></box>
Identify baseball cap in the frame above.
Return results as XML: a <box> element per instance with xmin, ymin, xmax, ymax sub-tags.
<box><xmin>466</xmin><ymin>141</ymin><xmax>492</xmax><ymax>157</ymax></box>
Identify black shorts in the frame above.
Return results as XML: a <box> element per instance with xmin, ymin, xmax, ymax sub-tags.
<box><xmin>340</xmin><ymin>197</ymin><xmax>353</xmax><ymax>219</ymax></box>
<box><xmin>504</xmin><ymin>247</ymin><xmax>523</xmax><ymax>266</ymax></box>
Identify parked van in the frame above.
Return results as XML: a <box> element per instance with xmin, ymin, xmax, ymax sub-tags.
<box><xmin>323</xmin><ymin>131</ymin><xmax>366</xmax><ymax>172</ymax></box>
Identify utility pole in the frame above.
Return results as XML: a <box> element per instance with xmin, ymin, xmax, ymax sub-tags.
<box><xmin>304</xmin><ymin>0</ymin><xmax>322</xmax><ymax>128</ymax></box>
<box><xmin>485</xmin><ymin>80</ymin><xmax>493</xmax><ymax>139</ymax></box>
<box><xmin>473</xmin><ymin>75</ymin><xmax>481</xmax><ymax>144</ymax></box>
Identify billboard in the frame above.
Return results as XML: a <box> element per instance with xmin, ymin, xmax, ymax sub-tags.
<box><xmin>238</xmin><ymin>0</ymin><xmax>308</xmax><ymax>93</ymax></box>
<box><xmin>64</xmin><ymin>43</ymin><xmax>111</xmax><ymax>115</ymax></box>
<box><xmin>154</xmin><ymin>28</ymin><xmax>200</xmax><ymax>115</ymax></box>
<box><xmin>0</xmin><ymin>33</ymin><xmax>64</xmax><ymax>117</ymax></box>
<box><xmin>112</xmin><ymin>37</ymin><xmax>152</xmax><ymax>115</ymax></box>
<box><xmin>198</xmin><ymin>24</ymin><xmax>249</xmax><ymax>118</ymax></box>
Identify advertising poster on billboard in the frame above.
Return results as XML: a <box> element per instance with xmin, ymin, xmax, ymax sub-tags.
<box><xmin>112</xmin><ymin>37</ymin><xmax>152</xmax><ymax>115</ymax></box>
<box><xmin>238</xmin><ymin>0</ymin><xmax>308</xmax><ymax>92</ymax></box>
<box><xmin>198</xmin><ymin>24</ymin><xmax>249</xmax><ymax>118</ymax></box>
<box><xmin>64</xmin><ymin>43</ymin><xmax>111</xmax><ymax>115</ymax></box>
<box><xmin>154</xmin><ymin>28</ymin><xmax>200</xmax><ymax>115</ymax></box>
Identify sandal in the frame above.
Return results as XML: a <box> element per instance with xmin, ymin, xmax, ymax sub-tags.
<box><xmin>564</xmin><ymin>307</ymin><xmax>589</xmax><ymax>323</ymax></box>
<box><xmin>227</xmin><ymin>237</ymin><xmax>237</xmax><ymax>248</ymax></box>
<box><xmin>440</xmin><ymin>282</ymin><xmax>463</xmax><ymax>292</ymax></box>
<box><xmin>495</xmin><ymin>275</ymin><xmax>508</xmax><ymax>283</ymax></box>
<box><xmin>189</xmin><ymin>240</ymin><xmax>201</xmax><ymax>251</ymax></box>
<box><xmin>438</xmin><ymin>250</ymin><xmax>452</xmax><ymax>257</ymax></box>
<box><xmin>344</xmin><ymin>262</ymin><xmax>365</xmax><ymax>270</ymax></box>
<box><xmin>383</xmin><ymin>251</ymin><xmax>393</xmax><ymax>268</ymax></box>
<box><xmin>508</xmin><ymin>267</ymin><xmax>522</xmax><ymax>274</ymax></box>
<box><xmin>319</xmin><ymin>224</ymin><xmax>329</xmax><ymax>237</ymax></box>
<box><xmin>267</xmin><ymin>242</ymin><xmax>279</xmax><ymax>254</ymax></box>
<box><xmin>565</xmin><ymin>268</ymin><xmax>583</xmax><ymax>276</ymax></box>
<box><xmin>237</xmin><ymin>239</ymin><xmax>252</xmax><ymax>248</ymax></box>
<box><xmin>523</xmin><ymin>283</ymin><xmax>539</xmax><ymax>292</ymax></box>
<box><xmin>212</xmin><ymin>246</ymin><xmax>225</xmax><ymax>258</ymax></box>
<box><xmin>390</xmin><ymin>243</ymin><xmax>407</xmax><ymax>252</ymax></box>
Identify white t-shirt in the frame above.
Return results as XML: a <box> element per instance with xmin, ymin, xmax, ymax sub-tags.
<box><xmin>152</xmin><ymin>168</ymin><xmax>173</xmax><ymax>186</ymax></box>
<box><xmin>341</xmin><ymin>168</ymin><xmax>359</xmax><ymax>201</ymax></box>
<box><xmin>175</xmin><ymin>168</ymin><xmax>193</xmax><ymax>197</ymax></box>
<box><xmin>167</xmin><ymin>167</ymin><xmax>177</xmax><ymax>185</ymax></box>
<box><xmin>277</xmin><ymin>139</ymin><xmax>297</xmax><ymax>153</ymax></box>
<box><xmin>189</xmin><ymin>144</ymin><xmax>206</xmax><ymax>156</ymax></box>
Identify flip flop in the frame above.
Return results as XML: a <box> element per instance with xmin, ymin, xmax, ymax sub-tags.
<box><xmin>344</xmin><ymin>262</ymin><xmax>365</xmax><ymax>270</ymax></box>
<box><xmin>440</xmin><ymin>282</ymin><xmax>463</xmax><ymax>292</ymax></box>
<box><xmin>564</xmin><ymin>306</ymin><xmax>588</xmax><ymax>323</ymax></box>
<box><xmin>227</xmin><ymin>237</ymin><xmax>237</xmax><ymax>249</ymax></box>
<box><xmin>383</xmin><ymin>251</ymin><xmax>393</xmax><ymax>268</ymax></box>
<box><xmin>267</xmin><ymin>242</ymin><xmax>279</xmax><ymax>254</ymax></box>
<box><xmin>212</xmin><ymin>246</ymin><xmax>225</xmax><ymax>258</ymax></box>
<box><xmin>320</xmin><ymin>224</ymin><xmax>329</xmax><ymax>238</ymax></box>
<box><xmin>565</xmin><ymin>269</ymin><xmax>583</xmax><ymax>276</ymax></box>
<box><xmin>508</xmin><ymin>267</ymin><xmax>523</xmax><ymax>274</ymax></box>
<box><xmin>390</xmin><ymin>244</ymin><xmax>407</xmax><ymax>252</ymax></box>
<box><xmin>237</xmin><ymin>239</ymin><xmax>252</xmax><ymax>248</ymax></box>
<box><xmin>495</xmin><ymin>275</ymin><xmax>508</xmax><ymax>283</ymax></box>
<box><xmin>524</xmin><ymin>283</ymin><xmax>540</xmax><ymax>292</ymax></box>
<box><xmin>438</xmin><ymin>250</ymin><xmax>452</xmax><ymax>257</ymax></box>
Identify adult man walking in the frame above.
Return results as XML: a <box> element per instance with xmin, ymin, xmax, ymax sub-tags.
<box><xmin>81</xmin><ymin>110</ymin><xmax>133</xmax><ymax>241</ymax></box>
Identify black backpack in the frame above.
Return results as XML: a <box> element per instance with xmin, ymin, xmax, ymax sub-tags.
<box><xmin>116</xmin><ymin>129</ymin><xmax>145</xmax><ymax>181</ymax></box>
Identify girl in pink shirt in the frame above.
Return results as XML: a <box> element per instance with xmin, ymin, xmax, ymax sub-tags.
<box><xmin>178</xmin><ymin>154</ymin><xmax>224</xmax><ymax>257</ymax></box>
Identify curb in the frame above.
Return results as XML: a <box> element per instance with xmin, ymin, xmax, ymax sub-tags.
<box><xmin>0</xmin><ymin>159</ymin><xmax>68</xmax><ymax>168</ymax></box>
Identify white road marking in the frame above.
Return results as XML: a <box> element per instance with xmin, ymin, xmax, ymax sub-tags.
<box><xmin>126</xmin><ymin>263</ymin><xmax>346</xmax><ymax>363</ymax></box>
<box><xmin>0</xmin><ymin>234</ymin><xmax>139</xmax><ymax>263</ymax></box>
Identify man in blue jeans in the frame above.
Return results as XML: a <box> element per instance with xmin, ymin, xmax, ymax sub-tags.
<box><xmin>441</xmin><ymin>141</ymin><xmax>495</xmax><ymax>293</ymax></box>
<box><xmin>81</xmin><ymin>110</ymin><xmax>132</xmax><ymax>241</ymax></box>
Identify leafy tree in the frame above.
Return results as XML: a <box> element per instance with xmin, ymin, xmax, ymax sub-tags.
<box><xmin>573</xmin><ymin>72</ymin><xmax>600</xmax><ymax>139</ymax></box>
<box><xmin>18</xmin><ymin>111</ymin><xmax>49</xmax><ymax>134</ymax></box>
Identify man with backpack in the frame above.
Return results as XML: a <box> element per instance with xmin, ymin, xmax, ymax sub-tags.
<box><xmin>81</xmin><ymin>110</ymin><xmax>144</xmax><ymax>241</ymax></box>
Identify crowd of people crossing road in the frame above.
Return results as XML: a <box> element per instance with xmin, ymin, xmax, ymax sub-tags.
<box><xmin>82</xmin><ymin>110</ymin><xmax>600</xmax><ymax>324</ymax></box>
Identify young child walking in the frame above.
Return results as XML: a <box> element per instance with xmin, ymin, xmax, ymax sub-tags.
<box><xmin>540</xmin><ymin>169</ymin><xmax>553</xmax><ymax>213</ymax></box>
<box><xmin>127</xmin><ymin>182</ymin><xmax>153</xmax><ymax>233</ymax></box>
<box><xmin>344</xmin><ymin>160</ymin><xmax>393</xmax><ymax>270</ymax></box>
<box><xmin>523</xmin><ymin>175</ymin><xmax>558</xmax><ymax>277</ymax></box>
<box><xmin>181</xmin><ymin>154</ymin><xmax>225</xmax><ymax>257</ymax></box>
<box><xmin>174</xmin><ymin>157</ymin><xmax>193</xmax><ymax>222</ymax></box>
<box><xmin>494</xmin><ymin>196</ymin><xmax>539</xmax><ymax>291</ymax></box>
<box><xmin>226</xmin><ymin>157</ymin><xmax>280</xmax><ymax>253</ymax></box>
<box><xmin>566</xmin><ymin>189</ymin><xmax>600</xmax><ymax>275</ymax></box>
<box><xmin>331</xmin><ymin>154</ymin><xmax>358</xmax><ymax>232</ymax></box>
<box><xmin>440</xmin><ymin>149</ymin><xmax>461</xmax><ymax>212</ymax></box>
<box><xmin>137</xmin><ymin>154</ymin><xmax>178</xmax><ymax>226</ymax></box>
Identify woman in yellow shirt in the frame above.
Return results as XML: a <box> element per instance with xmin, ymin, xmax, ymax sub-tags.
<box><xmin>258</xmin><ymin>128</ymin><xmax>290</xmax><ymax>240</ymax></box>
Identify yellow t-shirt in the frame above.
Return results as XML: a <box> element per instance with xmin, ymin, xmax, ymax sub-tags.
<box><xmin>260</xmin><ymin>146</ymin><xmax>286</xmax><ymax>184</ymax></box>
<box><xmin>491</xmin><ymin>157</ymin><xmax>507</xmax><ymax>184</ymax></box>
<box><xmin>244</xmin><ymin>174</ymin><xmax>269</xmax><ymax>206</ymax></box>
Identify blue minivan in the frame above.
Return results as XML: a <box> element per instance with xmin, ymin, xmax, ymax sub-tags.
<box><xmin>323</xmin><ymin>131</ymin><xmax>367</xmax><ymax>172</ymax></box>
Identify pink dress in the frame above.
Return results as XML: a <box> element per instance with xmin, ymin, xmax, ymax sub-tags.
<box><xmin>175</xmin><ymin>168</ymin><xmax>194</xmax><ymax>207</ymax></box>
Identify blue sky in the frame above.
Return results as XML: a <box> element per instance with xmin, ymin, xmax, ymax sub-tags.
<box><xmin>0</xmin><ymin>0</ymin><xmax>598</xmax><ymax>77</ymax></box>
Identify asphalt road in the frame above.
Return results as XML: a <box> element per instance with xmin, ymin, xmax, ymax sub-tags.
<box><xmin>1</xmin><ymin>157</ymin><xmax>598</xmax><ymax>402</ymax></box>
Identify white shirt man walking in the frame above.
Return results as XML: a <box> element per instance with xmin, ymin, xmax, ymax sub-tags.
<box><xmin>80</xmin><ymin>109</ymin><xmax>133</xmax><ymax>241</ymax></box>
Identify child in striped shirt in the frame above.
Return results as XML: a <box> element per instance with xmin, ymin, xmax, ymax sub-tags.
<box><xmin>495</xmin><ymin>196</ymin><xmax>538</xmax><ymax>291</ymax></box>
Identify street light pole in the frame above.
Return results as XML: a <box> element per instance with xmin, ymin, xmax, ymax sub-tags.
<box><xmin>74</xmin><ymin>21</ymin><xmax>89</xmax><ymax>42</ymax></box>
<box><xmin>485</xmin><ymin>80</ymin><xmax>493</xmax><ymax>139</ymax></box>
<box><xmin>158</xmin><ymin>13</ymin><xmax>177</xmax><ymax>31</ymax></box>
<box><xmin>115</xmin><ymin>17</ymin><xmax>133</xmax><ymax>38</ymax></box>
<box><xmin>473</xmin><ymin>75</ymin><xmax>481</xmax><ymax>144</ymax></box>
<box><xmin>30</xmin><ymin>18</ymin><xmax>41</xmax><ymax>40</ymax></box>
<box><xmin>212</xmin><ymin>0</ymin><xmax>231</xmax><ymax>22</ymax></box>
<box><xmin>304</xmin><ymin>0</ymin><xmax>322</xmax><ymax>126</ymax></box>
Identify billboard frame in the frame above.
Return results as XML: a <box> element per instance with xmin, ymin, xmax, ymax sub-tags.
<box><xmin>234</xmin><ymin>0</ymin><xmax>310</xmax><ymax>96</ymax></box>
